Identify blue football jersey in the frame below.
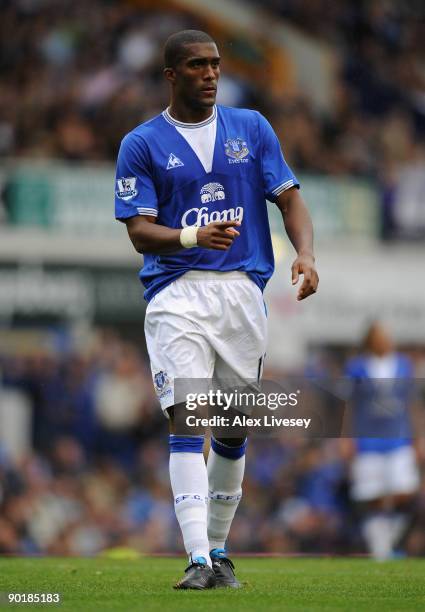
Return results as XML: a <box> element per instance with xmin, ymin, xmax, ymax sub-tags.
<box><xmin>344</xmin><ymin>354</ymin><xmax>414</xmax><ymax>453</ymax></box>
<box><xmin>115</xmin><ymin>105</ymin><xmax>299</xmax><ymax>302</ymax></box>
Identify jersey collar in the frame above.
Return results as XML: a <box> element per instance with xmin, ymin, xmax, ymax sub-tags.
<box><xmin>162</xmin><ymin>105</ymin><xmax>217</xmax><ymax>129</ymax></box>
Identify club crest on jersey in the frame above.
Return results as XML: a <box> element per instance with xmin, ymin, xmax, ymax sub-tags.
<box><xmin>225</xmin><ymin>137</ymin><xmax>249</xmax><ymax>163</ymax></box>
<box><xmin>200</xmin><ymin>182</ymin><xmax>225</xmax><ymax>204</ymax></box>
<box><xmin>167</xmin><ymin>153</ymin><xmax>184</xmax><ymax>170</ymax></box>
<box><xmin>116</xmin><ymin>177</ymin><xmax>137</xmax><ymax>200</ymax></box>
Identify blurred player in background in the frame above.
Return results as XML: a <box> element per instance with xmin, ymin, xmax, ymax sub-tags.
<box><xmin>345</xmin><ymin>321</ymin><xmax>420</xmax><ymax>560</ymax></box>
<box><xmin>115</xmin><ymin>30</ymin><xmax>318</xmax><ymax>588</ymax></box>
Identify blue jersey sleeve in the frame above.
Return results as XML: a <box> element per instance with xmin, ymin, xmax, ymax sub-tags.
<box><xmin>344</xmin><ymin>358</ymin><xmax>362</xmax><ymax>378</ymax></box>
<box><xmin>115</xmin><ymin>133</ymin><xmax>158</xmax><ymax>221</ymax></box>
<box><xmin>397</xmin><ymin>354</ymin><xmax>413</xmax><ymax>377</ymax></box>
<box><xmin>258</xmin><ymin>113</ymin><xmax>299</xmax><ymax>202</ymax></box>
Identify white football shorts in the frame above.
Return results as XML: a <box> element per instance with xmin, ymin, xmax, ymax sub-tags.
<box><xmin>351</xmin><ymin>445</ymin><xmax>420</xmax><ymax>501</ymax></box>
<box><xmin>144</xmin><ymin>271</ymin><xmax>267</xmax><ymax>412</ymax></box>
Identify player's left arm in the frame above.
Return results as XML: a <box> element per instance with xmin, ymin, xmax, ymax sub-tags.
<box><xmin>276</xmin><ymin>187</ymin><xmax>319</xmax><ymax>301</ymax></box>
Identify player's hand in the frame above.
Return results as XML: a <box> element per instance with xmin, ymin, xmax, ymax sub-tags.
<box><xmin>197</xmin><ymin>220</ymin><xmax>241</xmax><ymax>251</ymax></box>
<box><xmin>291</xmin><ymin>253</ymin><xmax>318</xmax><ymax>300</ymax></box>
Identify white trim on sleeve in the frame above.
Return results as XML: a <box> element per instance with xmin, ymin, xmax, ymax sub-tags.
<box><xmin>137</xmin><ymin>207</ymin><xmax>158</xmax><ymax>217</ymax></box>
<box><xmin>271</xmin><ymin>179</ymin><xmax>296</xmax><ymax>196</ymax></box>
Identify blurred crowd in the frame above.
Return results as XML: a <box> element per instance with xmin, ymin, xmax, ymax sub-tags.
<box><xmin>259</xmin><ymin>0</ymin><xmax>425</xmax><ymax>173</ymax></box>
<box><xmin>255</xmin><ymin>0</ymin><xmax>425</xmax><ymax>239</ymax></box>
<box><xmin>1</xmin><ymin>329</ymin><xmax>425</xmax><ymax>557</ymax></box>
<box><xmin>0</xmin><ymin>0</ymin><xmax>423</xmax><ymax>179</ymax></box>
<box><xmin>0</xmin><ymin>0</ymin><xmax>424</xmax><ymax>239</ymax></box>
<box><xmin>0</xmin><ymin>0</ymin><xmax>254</xmax><ymax>162</ymax></box>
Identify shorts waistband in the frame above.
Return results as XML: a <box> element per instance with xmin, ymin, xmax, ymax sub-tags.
<box><xmin>180</xmin><ymin>271</ymin><xmax>249</xmax><ymax>282</ymax></box>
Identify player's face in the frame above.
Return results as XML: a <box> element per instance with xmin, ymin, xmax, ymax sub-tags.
<box><xmin>171</xmin><ymin>43</ymin><xmax>220</xmax><ymax>109</ymax></box>
<box><xmin>367</xmin><ymin>324</ymin><xmax>393</xmax><ymax>356</ymax></box>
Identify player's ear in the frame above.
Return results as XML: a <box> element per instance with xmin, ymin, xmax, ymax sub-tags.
<box><xmin>164</xmin><ymin>67</ymin><xmax>176</xmax><ymax>84</ymax></box>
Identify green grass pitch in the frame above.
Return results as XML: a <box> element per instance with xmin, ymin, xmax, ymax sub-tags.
<box><xmin>1</xmin><ymin>557</ymin><xmax>425</xmax><ymax>611</ymax></box>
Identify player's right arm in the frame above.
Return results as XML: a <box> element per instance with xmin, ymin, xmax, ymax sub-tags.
<box><xmin>125</xmin><ymin>215</ymin><xmax>240</xmax><ymax>255</ymax></box>
<box><xmin>115</xmin><ymin>133</ymin><xmax>239</xmax><ymax>255</ymax></box>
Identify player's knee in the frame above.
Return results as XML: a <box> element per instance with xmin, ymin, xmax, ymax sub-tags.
<box><xmin>168</xmin><ymin>403</ymin><xmax>206</xmax><ymax>436</ymax></box>
<box><xmin>211</xmin><ymin>436</ymin><xmax>247</xmax><ymax>459</ymax></box>
<box><xmin>392</xmin><ymin>492</ymin><xmax>417</xmax><ymax>510</ymax></box>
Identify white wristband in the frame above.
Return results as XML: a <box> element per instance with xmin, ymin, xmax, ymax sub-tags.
<box><xmin>180</xmin><ymin>226</ymin><xmax>198</xmax><ymax>248</ymax></box>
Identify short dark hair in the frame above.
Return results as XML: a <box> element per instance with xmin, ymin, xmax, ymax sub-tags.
<box><xmin>164</xmin><ymin>30</ymin><xmax>215</xmax><ymax>68</ymax></box>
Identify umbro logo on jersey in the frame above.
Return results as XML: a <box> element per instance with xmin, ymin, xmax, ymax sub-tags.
<box><xmin>166</xmin><ymin>153</ymin><xmax>184</xmax><ymax>170</ymax></box>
